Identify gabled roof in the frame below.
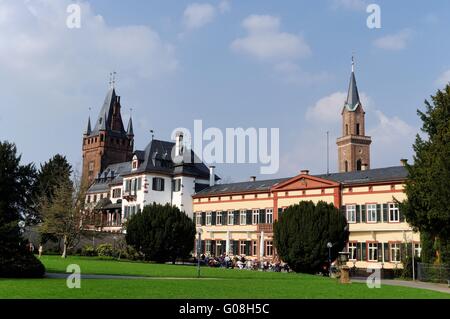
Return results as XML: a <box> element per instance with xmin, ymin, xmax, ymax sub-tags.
<box><xmin>87</xmin><ymin>161</ymin><xmax>132</xmax><ymax>193</ymax></box>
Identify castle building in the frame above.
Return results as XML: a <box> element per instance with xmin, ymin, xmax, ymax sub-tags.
<box><xmin>82</xmin><ymin>87</ymin><xmax>216</xmax><ymax>232</ymax></box>
<box><xmin>192</xmin><ymin>62</ymin><xmax>420</xmax><ymax>269</ymax></box>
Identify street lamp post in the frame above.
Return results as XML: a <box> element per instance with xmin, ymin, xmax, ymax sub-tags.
<box><xmin>327</xmin><ymin>242</ymin><xmax>333</xmax><ymax>276</ymax></box>
<box><xmin>196</xmin><ymin>228</ymin><xmax>203</xmax><ymax>278</ymax></box>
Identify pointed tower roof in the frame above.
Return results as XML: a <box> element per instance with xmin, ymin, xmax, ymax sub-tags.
<box><xmin>127</xmin><ymin>117</ymin><xmax>134</xmax><ymax>136</ymax></box>
<box><xmin>344</xmin><ymin>57</ymin><xmax>361</xmax><ymax>111</ymax></box>
<box><xmin>85</xmin><ymin>116</ymin><xmax>92</xmax><ymax>135</ymax></box>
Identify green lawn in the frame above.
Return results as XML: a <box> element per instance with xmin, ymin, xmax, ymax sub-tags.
<box><xmin>0</xmin><ymin>256</ymin><xmax>448</xmax><ymax>299</ymax></box>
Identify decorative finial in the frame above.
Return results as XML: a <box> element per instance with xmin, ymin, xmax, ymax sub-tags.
<box><xmin>150</xmin><ymin>129</ymin><xmax>154</xmax><ymax>141</ymax></box>
<box><xmin>112</xmin><ymin>71</ymin><xmax>117</xmax><ymax>88</ymax></box>
<box><xmin>351</xmin><ymin>54</ymin><xmax>355</xmax><ymax>73</ymax></box>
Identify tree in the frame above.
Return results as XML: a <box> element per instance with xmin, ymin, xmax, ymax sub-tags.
<box><xmin>38</xmin><ymin>171</ymin><xmax>88</xmax><ymax>258</ymax></box>
<box><xmin>274</xmin><ymin>201</ymin><xmax>349</xmax><ymax>274</ymax></box>
<box><xmin>401</xmin><ymin>85</ymin><xmax>450</xmax><ymax>264</ymax></box>
<box><xmin>0</xmin><ymin>141</ymin><xmax>45</xmax><ymax>277</ymax></box>
<box><xmin>34</xmin><ymin>154</ymin><xmax>72</xmax><ymax>225</ymax></box>
<box><xmin>125</xmin><ymin>203</ymin><xmax>195</xmax><ymax>263</ymax></box>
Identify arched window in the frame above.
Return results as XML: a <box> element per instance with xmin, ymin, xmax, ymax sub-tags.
<box><xmin>356</xmin><ymin>159</ymin><xmax>362</xmax><ymax>171</ymax></box>
<box><xmin>356</xmin><ymin>123</ymin><xmax>360</xmax><ymax>135</ymax></box>
<box><xmin>345</xmin><ymin>124</ymin><xmax>349</xmax><ymax>135</ymax></box>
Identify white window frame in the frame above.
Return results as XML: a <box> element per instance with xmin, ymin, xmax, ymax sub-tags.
<box><xmin>252</xmin><ymin>241</ymin><xmax>257</xmax><ymax>256</ymax></box>
<box><xmin>414</xmin><ymin>243</ymin><xmax>422</xmax><ymax>258</ymax></box>
<box><xmin>389</xmin><ymin>203</ymin><xmax>400</xmax><ymax>222</ymax></box>
<box><xmin>240</xmin><ymin>241</ymin><xmax>246</xmax><ymax>255</ymax></box>
<box><xmin>215</xmin><ymin>241</ymin><xmax>222</xmax><ymax>256</ymax></box>
<box><xmin>216</xmin><ymin>212</ymin><xmax>222</xmax><ymax>226</ymax></box>
<box><xmin>205</xmin><ymin>240</ymin><xmax>211</xmax><ymax>254</ymax></box>
<box><xmin>252</xmin><ymin>209</ymin><xmax>260</xmax><ymax>225</ymax></box>
<box><xmin>196</xmin><ymin>213</ymin><xmax>202</xmax><ymax>226</ymax></box>
<box><xmin>266</xmin><ymin>208</ymin><xmax>273</xmax><ymax>224</ymax></box>
<box><xmin>240</xmin><ymin>210</ymin><xmax>246</xmax><ymax>225</ymax></box>
<box><xmin>366</xmin><ymin>204</ymin><xmax>377</xmax><ymax>223</ymax></box>
<box><xmin>227</xmin><ymin>211</ymin><xmax>234</xmax><ymax>226</ymax></box>
<box><xmin>346</xmin><ymin>205</ymin><xmax>356</xmax><ymax>223</ymax></box>
<box><xmin>348</xmin><ymin>242</ymin><xmax>357</xmax><ymax>260</ymax></box>
<box><xmin>265</xmin><ymin>241</ymin><xmax>273</xmax><ymax>256</ymax></box>
<box><xmin>206</xmin><ymin>212</ymin><xmax>212</xmax><ymax>226</ymax></box>
<box><xmin>390</xmin><ymin>243</ymin><xmax>401</xmax><ymax>262</ymax></box>
<box><xmin>368</xmin><ymin>242</ymin><xmax>378</xmax><ymax>262</ymax></box>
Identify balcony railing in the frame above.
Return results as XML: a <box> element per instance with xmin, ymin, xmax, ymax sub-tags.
<box><xmin>257</xmin><ymin>223</ymin><xmax>273</xmax><ymax>233</ymax></box>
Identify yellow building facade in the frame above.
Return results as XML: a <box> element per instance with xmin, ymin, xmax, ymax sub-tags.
<box><xmin>193</xmin><ymin>166</ymin><xmax>420</xmax><ymax>269</ymax></box>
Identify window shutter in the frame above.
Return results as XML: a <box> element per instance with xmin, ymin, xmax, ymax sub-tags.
<box><xmin>152</xmin><ymin>178</ymin><xmax>157</xmax><ymax>190</ymax></box>
<box><xmin>384</xmin><ymin>243</ymin><xmax>390</xmax><ymax>262</ymax></box>
<box><xmin>382</xmin><ymin>204</ymin><xmax>388</xmax><ymax>222</ymax></box>
<box><xmin>260</xmin><ymin>209</ymin><xmax>266</xmax><ymax>224</ymax></box>
<box><xmin>278</xmin><ymin>207</ymin><xmax>283</xmax><ymax>218</ymax></box>
<box><xmin>234</xmin><ymin>211</ymin><xmax>239</xmax><ymax>225</ymax></box>
<box><xmin>137</xmin><ymin>178</ymin><xmax>142</xmax><ymax>190</ymax></box>
<box><xmin>201</xmin><ymin>212</ymin><xmax>206</xmax><ymax>226</ymax></box>
<box><xmin>245</xmin><ymin>241</ymin><xmax>251</xmax><ymax>256</ymax></box>
<box><xmin>406</xmin><ymin>243</ymin><xmax>412</xmax><ymax>259</ymax></box>
<box><xmin>161</xmin><ymin>179</ymin><xmax>165</xmax><ymax>191</ymax></box>
<box><xmin>376</xmin><ymin>206</ymin><xmax>381</xmax><ymax>222</ymax></box>
<box><xmin>360</xmin><ymin>205</ymin><xmax>365</xmax><ymax>223</ymax></box>
<box><xmin>377</xmin><ymin>243</ymin><xmax>383</xmax><ymax>262</ymax></box>
<box><xmin>246</xmin><ymin>210</ymin><xmax>252</xmax><ymax>224</ymax></box>
<box><xmin>356</xmin><ymin>206</ymin><xmax>361</xmax><ymax>223</ymax></box>
<box><xmin>211</xmin><ymin>241</ymin><xmax>216</xmax><ymax>255</ymax></box>
<box><xmin>361</xmin><ymin>243</ymin><xmax>367</xmax><ymax>261</ymax></box>
<box><xmin>400</xmin><ymin>206</ymin><xmax>405</xmax><ymax>222</ymax></box>
<box><xmin>400</xmin><ymin>243</ymin><xmax>405</xmax><ymax>261</ymax></box>
<box><xmin>222</xmin><ymin>212</ymin><xmax>227</xmax><ymax>225</ymax></box>
<box><xmin>211</xmin><ymin>212</ymin><xmax>216</xmax><ymax>225</ymax></box>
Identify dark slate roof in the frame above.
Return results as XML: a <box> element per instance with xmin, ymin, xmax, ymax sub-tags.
<box><xmin>345</xmin><ymin>70</ymin><xmax>361</xmax><ymax>111</ymax></box>
<box><xmin>90</xmin><ymin>88</ymin><xmax>126</xmax><ymax>136</ymax></box>
<box><xmin>127</xmin><ymin>117</ymin><xmax>134</xmax><ymax>136</ymax></box>
<box><xmin>123</xmin><ymin>139</ymin><xmax>214</xmax><ymax>180</ymax></box>
<box><xmin>87</xmin><ymin>161</ymin><xmax>132</xmax><ymax>193</ymax></box>
<box><xmin>85</xmin><ymin>116</ymin><xmax>92</xmax><ymax>135</ymax></box>
<box><xmin>194</xmin><ymin>178</ymin><xmax>288</xmax><ymax>197</ymax></box>
<box><xmin>316</xmin><ymin>166</ymin><xmax>407</xmax><ymax>185</ymax></box>
<box><xmin>194</xmin><ymin>166</ymin><xmax>407</xmax><ymax>197</ymax></box>
<box><xmin>88</xmin><ymin>139</ymin><xmax>216</xmax><ymax>194</ymax></box>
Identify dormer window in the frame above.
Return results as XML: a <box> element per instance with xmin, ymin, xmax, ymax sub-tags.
<box><xmin>132</xmin><ymin>155</ymin><xmax>139</xmax><ymax>171</ymax></box>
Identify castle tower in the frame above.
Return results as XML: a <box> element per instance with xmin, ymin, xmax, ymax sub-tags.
<box><xmin>81</xmin><ymin>87</ymin><xmax>134</xmax><ymax>186</ymax></box>
<box><xmin>337</xmin><ymin>58</ymin><xmax>372</xmax><ymax>172</ymax></box>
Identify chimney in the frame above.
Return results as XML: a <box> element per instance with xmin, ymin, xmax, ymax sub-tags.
<box><xmin>209</xmin><ymin>166</ymin><xmax>216</xmax><ymax>187</ymax></box>
<box><xmin>175</xmin><ymin>132</ymin><xmax>184</xmax><ymax>156</ymax></box>
<box><xmin>361</xmin><ymin>163</ymin><xmax>368</xmax><ymax>171</ymax></box>
<box><xmin>400</xmin><ymin>159</ymin><xmax>408</xmax><ymax>166</ymax></box>
<box><xmin>250</xmin><ymin>176</ymin><xmax>256</xmax><ymax>182</ymax></box>
<box><xmin>300</xmin><ymin>169</ymin><xmax>309</xmax><ymax>175</ymax></box>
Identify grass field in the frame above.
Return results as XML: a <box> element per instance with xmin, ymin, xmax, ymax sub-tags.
<box><xmin>0</xmin><ymin>255</ymin><xmax>449</xmax><ymax>299</ymax></box>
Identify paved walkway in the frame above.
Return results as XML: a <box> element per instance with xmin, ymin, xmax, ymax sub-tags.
<box><xmin>352</xmin><ymin>277</ymin><xmax>450</xmax><ymax>294</ymax></box>
<box><xmin>45</xmin><ymin>273</ymin><xmax>222</xmax><ymax>280</ymax></box>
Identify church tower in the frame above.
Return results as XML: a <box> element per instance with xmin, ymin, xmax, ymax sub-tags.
<box><xmin>337</xmin><ymin>58</ymin><xmax>372</xmax><ymax>173</ymax></box>
<box><xmin>82</xmin><ymin>87</ymin><xmax>134</xmax><ymax>186</ymax></box>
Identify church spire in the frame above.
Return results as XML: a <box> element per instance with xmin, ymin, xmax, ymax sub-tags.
<box><xmin>127</xmin><ymin>116</ymin><xmax>134</xmax><ymax>136</ymax></box>
<box><xmin>345</xmin><ymin>55</ymin><xmax>361</xmax><ymax>111</ymax></box>
<box><xmin>85</xmin><ymin>116</ymin><xmax>92</xmax><ymax>135</ymax></box>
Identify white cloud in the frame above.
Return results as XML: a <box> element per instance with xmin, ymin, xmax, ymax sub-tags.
<box><xmin>373</xmin><ymin>29</ymin><xmax>413</xmax><ymax>51</ymax></box>
<box><xmin>274</xmin><ymin>62</ymin><xmax>332</xmax><ymax>86</ymax></box>
<box><xmin>183</xmin><ymin>3</ymin><xmax>216</xmax><ymax>30</ymax></box>
<box><xmin>278</xmin><ymin>91</ymin><xmax>417</xmax><ymax>176</ymax></box>
<box><xmin>436</xmin><ymin>69</ymin><xmax>450</xmax><ymax>87</ymax></box>
<box><xmin>218</xmin><ymin>0</ymin><xmax>231</xmax><ymax>14</ymax></box>
<box><xmin>331</xmin><ymin>0</ymin><xmax>367</xmax><ymax>11</ymax></box>
<box><xmin>306</xmin><ymin>91</ymin><xmax>372</xmax><ymax>122</ymax></box>
<box><xmin>0</xmin><ymin>0</ymin><xmax>177</xmax><ymax>166</ymax></box>
<box><xmin>231</xmin><ymin>15</ymin><xmax>311</xmax><ymax>61</ymax></box>
<box><xmin>0</xmin><ymin>0</ymin><xmax>177</xmax><ymax>83</ymax></box>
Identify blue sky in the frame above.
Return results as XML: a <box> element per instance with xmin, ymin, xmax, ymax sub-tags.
<box><xmin>0</xmin><ymin>0</ymin><xmax>449</xmax><ymax>182</ymax></box>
